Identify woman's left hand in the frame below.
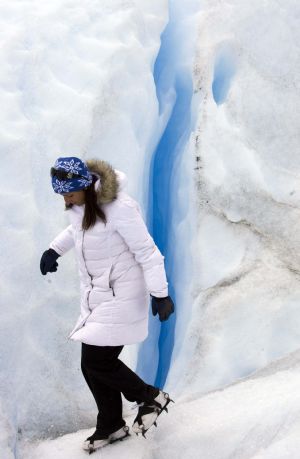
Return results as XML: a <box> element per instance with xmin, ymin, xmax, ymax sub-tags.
<box><xmin>151</xmin><ymin>295</ymin><xmax>175</xmax><ymax>322</ymax></box>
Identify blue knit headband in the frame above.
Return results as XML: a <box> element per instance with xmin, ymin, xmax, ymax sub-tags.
<box><xmin>51</xmin><ymin>157</ymin><xmax>93</xmax><ymax>194</ymax></box>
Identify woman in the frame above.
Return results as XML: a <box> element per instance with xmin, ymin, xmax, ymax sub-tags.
<box><xmin>40</xmin><ymin>156</ymin><xmax>174</xmax><ymax>453</ymax></box>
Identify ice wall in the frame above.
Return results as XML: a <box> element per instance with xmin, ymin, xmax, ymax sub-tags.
<box><xmin>0</xmin><ymin>0</ymin><xmax>168</xmax><ymax>449</ymax></box>
<box><xmin>167</xmin><ymin>0</ymin><xmax>300</xmax><ymax>396</ymax></box>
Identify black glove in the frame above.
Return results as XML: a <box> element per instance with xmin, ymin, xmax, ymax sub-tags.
<box><xmin>40</xmin><ymin>248</ymin><xmax>60</xmax><ymax>275</ymax></box>
<box><xmin>151</xmin><ymin>295</ymin><xmax>175</xmax><ymax>322</ymax></box>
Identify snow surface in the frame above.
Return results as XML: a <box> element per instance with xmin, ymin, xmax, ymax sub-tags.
<box><xmin>20</xmin><ymin>350</ymin><xmax>300</xmax><ymax>459</ymax></box>
<box><xmin>1</xmin><ymin>0</ymin><xmax>300</xmax><ymax>457</ymax></box>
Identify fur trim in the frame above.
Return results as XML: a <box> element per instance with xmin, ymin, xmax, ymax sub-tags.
<box><xmin>86</xmin><ymin>159</ymin><xmax>119</xmax><ymax>204</ymax></box>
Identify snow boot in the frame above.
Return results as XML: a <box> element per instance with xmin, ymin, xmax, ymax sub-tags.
<box><xmin>132</xmin><ymin>390</ymin><xmax>174</xmax><ymax>437</ymax></box>
<box><xmin>83</xmin><ymin>425</ymin><xmax>130</xmax><ymax>454</ymax></box>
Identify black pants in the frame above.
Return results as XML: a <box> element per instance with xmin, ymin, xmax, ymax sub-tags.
<box><xmin>81</xmin><ymin>343</ymin><xmax>159</xmax><ymax>436</ymax></box>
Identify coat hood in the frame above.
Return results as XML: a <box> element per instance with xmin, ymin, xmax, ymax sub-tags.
<box><xmin>86</xmin><ymin>159</ymin><xmax>127</xmax><ymax>205</ymax></box>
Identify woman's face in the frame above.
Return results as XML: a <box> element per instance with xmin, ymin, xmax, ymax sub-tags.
<box><xmin>62</xmin><ymin>190</ymin><xmax>85</xmax><ymax>206</ymax></box>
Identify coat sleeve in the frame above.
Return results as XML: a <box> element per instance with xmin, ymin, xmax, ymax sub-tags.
<box><xmin>49</xmin><ymin>225</ymin><xmax>75</xmax><ymax>256</ymax></box>
<box><xmin>113</xmin><ymin>198</ymin><xmax>169</xmax><ymax>298</ymax></box>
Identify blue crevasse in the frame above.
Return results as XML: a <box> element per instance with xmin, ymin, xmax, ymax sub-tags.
<box><xmin>136</xmin><ymin>3</ymin><xmax>194</xmax><ymax>388</ymax></box>
<box><xmin>212</xmin><ymin>45</ymin><xmax>237</xmax><ymax>104</ymax></box>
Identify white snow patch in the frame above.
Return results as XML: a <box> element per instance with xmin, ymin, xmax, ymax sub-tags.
<box><xmin>21</xmin><ymin>351</ymin><xmax>300</xmax><ymax>459</ymax></box>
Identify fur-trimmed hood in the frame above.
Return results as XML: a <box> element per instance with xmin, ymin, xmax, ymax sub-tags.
<box><xmin>86</xmin><ymin>159</ymin><xmax>127</xmax><ymax>204</ymax></box>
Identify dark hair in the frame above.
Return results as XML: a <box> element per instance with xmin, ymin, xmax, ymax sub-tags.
<box><xmin>65</xmin><ymin>177</ymin><xmax>106</xmax><ymax>229</ymax></box>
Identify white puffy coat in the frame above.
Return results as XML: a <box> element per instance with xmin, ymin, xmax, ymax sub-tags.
<box><xmin>50</xmin><ymin>160</ymin><xmax>168</xmax><ymax>346</ymax></box>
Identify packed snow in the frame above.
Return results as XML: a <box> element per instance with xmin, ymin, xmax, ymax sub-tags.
<box><xmin>20</xmin><ymin>350</ymin><xmax>300</xmax><ymax>458</ymax></box>
<box><xmin>1</xmin><ymin>0</ymin><xmax>300</xmax><ymax>458</ymax></box>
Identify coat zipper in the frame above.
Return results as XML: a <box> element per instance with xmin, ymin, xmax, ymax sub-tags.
<box><xmin>82</xmin><ymin>230</ymin><xmax>92</xmax><ymax>281</ymax></box>
<box><xmin>83</xmin><ymin>229</ymin><xmax>115</xmax><ymax>296</ymax></box>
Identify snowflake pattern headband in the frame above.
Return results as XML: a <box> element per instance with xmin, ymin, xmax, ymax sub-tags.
<box><xmin>51</xmin><ymin>157</ymin><xmax>93</xmax><ymax>194</ymax></box>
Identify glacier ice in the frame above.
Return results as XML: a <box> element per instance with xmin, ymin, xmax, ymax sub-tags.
<box><xmin>1</xmin><ymin>0</ymin><xmax>300</xmax><ymax>457</ymax></box>
<box><xmin>0</xmin><ymin>0</ymin><xmax>169</xmax><ymax>448</ymax></box>
<box><xmin>167</xmin><ymin>0</ymin><xmax>300</xmax><ymax>401</ymax></box>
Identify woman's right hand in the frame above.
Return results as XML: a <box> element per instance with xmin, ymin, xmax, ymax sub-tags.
<box><xmin>40</xmin><ymin>248</ymin><xmax>60</xmax><ymax>275</ymax></box>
